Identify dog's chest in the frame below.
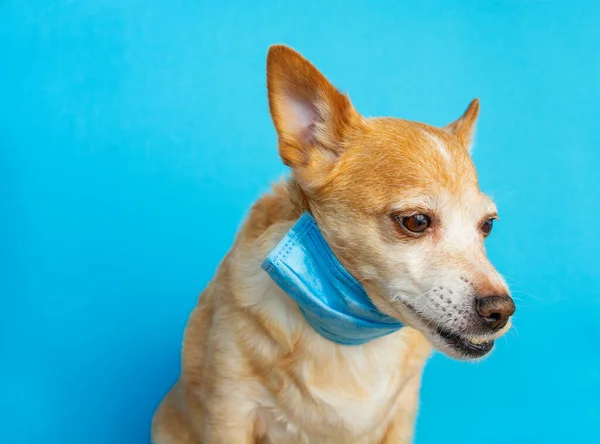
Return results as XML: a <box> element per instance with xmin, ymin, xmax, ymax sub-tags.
<box><xmin>257</xmin><ymin>336</ymin><xmax>411</xmax><ymax>443</ymax></box>
<box><xmin>258</xmin><ymin>383</ymin><xmax>397</xmax><ymax>443</ymax></box>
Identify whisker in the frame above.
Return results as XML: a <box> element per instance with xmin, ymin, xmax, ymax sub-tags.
<box><xmin>510</xmin><ymin>290</ymin><xmax>541</xmax><ymax>301</ymax></box>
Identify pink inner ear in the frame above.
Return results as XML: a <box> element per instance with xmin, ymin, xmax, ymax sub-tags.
<box><xmin>282</xmin><ymin>94</ymin><xmax>318</xmax><ymax>145</ymax></box>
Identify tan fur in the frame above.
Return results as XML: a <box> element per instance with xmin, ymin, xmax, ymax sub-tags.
<box><xmin>152</xmin><ymin>45</ymin><xmax>513</xmax><ymax>443</ymax></box>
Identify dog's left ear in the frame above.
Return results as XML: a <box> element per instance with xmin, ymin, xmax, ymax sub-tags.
<box><xmin>444</xmin><ymin>99</ymin><xmax>480</xmax><ymax>153</ymax></box>
<box><xmin>266</xmin><ymin>45</ymin><xmax>360</xmax><ymax>170</ymax></box>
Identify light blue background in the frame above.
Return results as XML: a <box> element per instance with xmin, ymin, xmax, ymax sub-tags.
<box><xmin>1</xmin><ymin>1</ymin><xmax>599</xmax><ymax>443</ymax></box>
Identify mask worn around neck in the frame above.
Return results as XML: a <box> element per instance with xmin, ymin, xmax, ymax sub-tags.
<box><xmin>261</xmin><ymin>212</ymin><xmax>403</xmax><ymax>345</ymax></box>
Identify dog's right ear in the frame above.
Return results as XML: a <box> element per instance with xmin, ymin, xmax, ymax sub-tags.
<box><xmin>444</xmin><ymin>99</ymin><xmax>480</xmax><ymax>153</ymax></box>
<box><xmin>267</xmin><ymin>45</ymin><xmax>360</xmax><ymax>172</ymax></box>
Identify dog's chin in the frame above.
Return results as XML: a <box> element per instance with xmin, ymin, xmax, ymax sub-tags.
<box><xmin>429</xmin><ymin>327</ymin><xmax>495</xmax><ymax>360</ymax></box>
<box><xmin>420</xmin><ymin>320</ymin><xmax>512</xmax><ymax>361</ymax></box>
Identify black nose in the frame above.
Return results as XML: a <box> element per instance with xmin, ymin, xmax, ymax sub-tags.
<box><xmin>475</xmin><ymin>295</ymin><xmax>516</xmax><ymax>331</ymax></box>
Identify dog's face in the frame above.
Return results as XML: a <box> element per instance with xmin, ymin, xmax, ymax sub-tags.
<box><xmin>267</xmin><ymin>45</ymin><xmax>515</xmax><ymax>359</ymax></box>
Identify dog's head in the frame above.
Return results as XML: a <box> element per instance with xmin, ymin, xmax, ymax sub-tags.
<box><xmin>266</xmin><ymin>45</ymin><xmax>514</xmax><ymax>359</ymax></box>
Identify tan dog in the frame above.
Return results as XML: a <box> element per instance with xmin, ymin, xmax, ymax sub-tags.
<box><xmin>151</xmin><ymin>45</ymin><xmax>515</xmax><ymax>444</ymax></box>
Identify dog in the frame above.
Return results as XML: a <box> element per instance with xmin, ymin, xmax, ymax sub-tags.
<box><xmin>151</xmin><ymin>45</ymin><xmax>515</xmax><ymax>444</ymax></box>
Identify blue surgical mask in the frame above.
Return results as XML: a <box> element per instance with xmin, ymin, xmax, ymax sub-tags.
<box><xmin>262</xmin><ymin>211</ymin><xmax>403</xmax><ymax>345</ymax></box>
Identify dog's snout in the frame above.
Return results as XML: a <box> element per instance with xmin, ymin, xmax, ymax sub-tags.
<box><xmin>475</xmin><ymin>295</ymin><xmax>515</xmax><ymax>331</ymax></box>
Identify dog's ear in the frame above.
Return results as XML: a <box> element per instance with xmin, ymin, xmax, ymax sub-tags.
<box><xmin>444</xmin><ymin>99</ymin><xmax>480</xmax><ymax>153</ymax></box>
<box><xmin>266</xmin><ymin>45</ymin><xmax>360</xmax><ymax>170</ymax></box>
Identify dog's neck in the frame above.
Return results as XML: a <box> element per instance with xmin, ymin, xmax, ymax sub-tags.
<box><xmin>262</xmin><ymin>210</ymin><xmax>404</xmax><ymax>345</ymax></box>
<box><xmin>228</xmin><ymin>179</ymin><xmax>430</xmax><ymax>355</ymax></box>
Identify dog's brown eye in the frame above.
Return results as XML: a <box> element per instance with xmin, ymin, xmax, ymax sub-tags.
<box><xmin>400</xmin><ymin>214</ymin><xmax>431</xmax><ymax>233</ymax></box>
<box><xmin>481</xmin><ymin>218</ymin><xmax>494</xmax><ymax>236</ymax></box>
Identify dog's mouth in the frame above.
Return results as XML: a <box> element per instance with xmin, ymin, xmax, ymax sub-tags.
<box><xmin>396</xmin><ymin>301</ymin><xmax>498</xmax><ymax>359</ymax></box>
<box><xmin>435</xmin><ymin>326</ymin><xmax>494</xmax><ymax>358</ymax></box>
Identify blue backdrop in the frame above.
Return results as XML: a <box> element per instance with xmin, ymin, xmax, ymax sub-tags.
<box><xmin>1</xmin><ymin>1</ymin><xmax>599</xmax><ymax>443</ymax></box>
